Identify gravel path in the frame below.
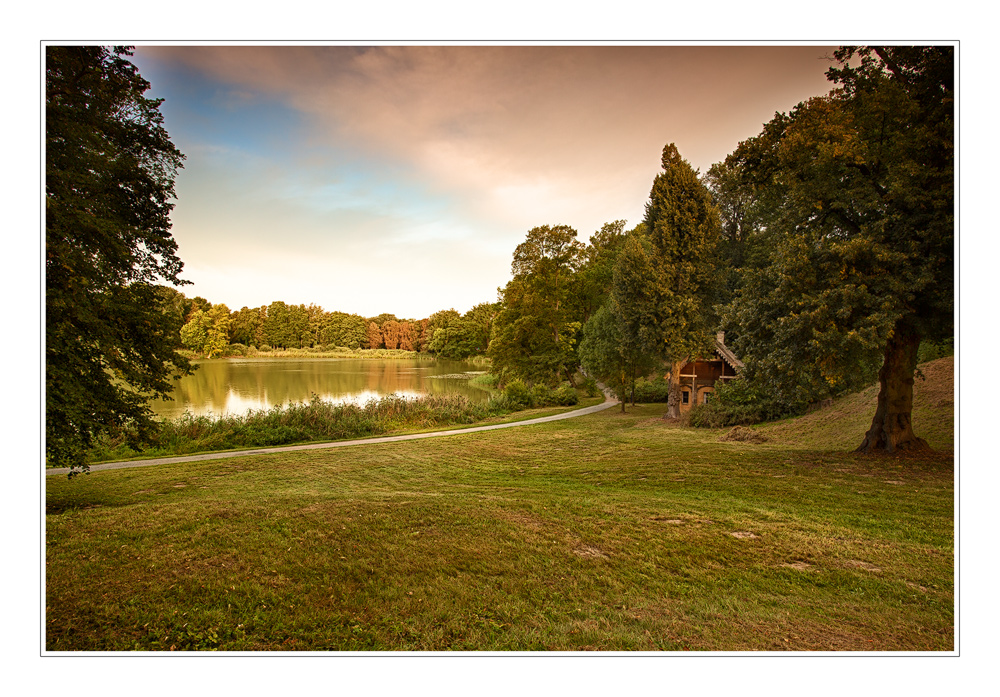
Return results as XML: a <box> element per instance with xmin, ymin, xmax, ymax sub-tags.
<box><xmin>46</xmin><ymin>390</ymin><xmax>619</xmax><ymax>476</ymax></box>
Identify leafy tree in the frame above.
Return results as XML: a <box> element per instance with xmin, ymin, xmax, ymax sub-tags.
<box><xmin>422</xmin><ymin>309</ymin><xmax>461</xmax><ymax>354</ymax></box>
<box><xmin>229</xmin><ymin>306</ymin><xmax>262</xmax><ymax>346</ymax></box>
<box><xmin>579</xmin><ymin>305</ymin><xmax>628</xmax><ymax>411</ymax></box>
<box><xmin>609</xmin><ymin>232</ymin><xmax>664</xmax><ymax>403</ymax></box>
<box><xmin>642</xmin><ymin>144</ymin><xmax>722</xmax><ymax>417</ymax></box>
<box><xmin>574</xmin><ymin>220</ymin><xmax>630</xmax><ymax>322</ymax></box>
<box><xmin>426</xmin><ymin>303</ymin><xmax>497</xmax><ymax>359</ymax></box>
<box><xmin>724</xmin><ymin>46</ymin><xmax>953</xmax><ymax>452</ymax></box>
<box><xmin>321</xmin><ymin>311</ymin><xmax>367</xmax><ymax>349</ymax></box>
<box><xmin>287</xmin><ymin>304</ymin><xmax>310</xmax><ymax>348</ymax></box>
<box><xmin>580</xmin><ymin>232</ymin><xmax>664</xmax><ymax>411</ymax></box>
<box><xmin>153</xmin><ymin>285</ymin><xmax>192</xmax><ymax>334</ymax></box>
<box><xmin>459</xmin><ymin>302</ymin><xmax>499</xmax><ymax>357</ymax></box>
<box><xmin>204</xmin><ymin>304</ymin><xmax>231</xmax><ymax>357</ymax></box>
<box><xmin>489</xmin><ymin>225</ymin><xmax>585</xmax><ymax>385</ymax></box>
<box><xmin>179</xmin><ymin>304</ymin><xmax>230</xmax><ymax>357</ymax></box>
<box><xmin>180</xmin><ymin>309</ymin><xmax>211</xmax><ymax>353</ymax></box>
<box><xmin>366</xmin><ymin>321</ymin><xmax>383</xmax><ymax>349</ymax></box>
<box><xmin>46</xmin><ymin>46</ymin><xmax>191</xmax><ymax>473</ymax></box>
<box><xmin>188</xmin><ymin>296</ymin><xmax>211</xmax><ymax>318</ymax></box>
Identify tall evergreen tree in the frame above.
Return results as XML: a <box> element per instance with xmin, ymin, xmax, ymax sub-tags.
<box><xmin>642</xmin><ymin>144</ymin><xmax>722</xmax><ymax>418</ymax></box>
<box><xmin>46</xmin><ymin>46</ymin><xmax>191</xmax><ymax>473</ymax></box>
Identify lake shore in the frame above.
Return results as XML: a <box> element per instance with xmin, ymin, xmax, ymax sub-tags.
<box><xmin>179</xmin><ymin>347</ymin><xmax>491</xmax><ymax>364</ymax></box>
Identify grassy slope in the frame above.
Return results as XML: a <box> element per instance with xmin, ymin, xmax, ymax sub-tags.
<box><xmin>45</xmin><ymin>360</ymin><xmax>954</xmax><ymax>652</ymax></box>
<box><xmin>757</xmin><ymin>356</ymin><xmax>954</xmax><ymax>452</ymax></box>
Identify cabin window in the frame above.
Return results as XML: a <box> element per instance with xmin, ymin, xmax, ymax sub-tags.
<box><xmin>681</xmin><ymin>390</ymin><xmax>690</xmax><ymax>405</ymax></box>
<box><xmin>703</xmin><ymin>392</ymin><xmax>711</xmax><ymax>404</ymax></box>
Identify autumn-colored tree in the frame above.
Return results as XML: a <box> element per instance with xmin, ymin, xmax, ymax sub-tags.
<box><xmin>366</xmin><ymin>321</ymin><xmax>383</xmax><ymax>350</ymax></box>
<box><xmin>397</xmin><ymin>321</ymin><xmax>415</xmax><ymax>351</ymax></box>
<box><xmin>382</xmin><ymin>319</ymin><xmax>401</xmax><ymax>350</ymax></box>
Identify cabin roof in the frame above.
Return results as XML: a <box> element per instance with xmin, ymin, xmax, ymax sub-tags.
<box><xmin>714</xmin><ymin>337</ymin><xmax>744</xmax><ymax>371</ymax></box>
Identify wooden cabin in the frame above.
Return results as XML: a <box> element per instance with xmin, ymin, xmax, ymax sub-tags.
<box><xmin>676</xmin><ymin>332</ymin><xmax>743</xmax><ymax>412</ymax></box>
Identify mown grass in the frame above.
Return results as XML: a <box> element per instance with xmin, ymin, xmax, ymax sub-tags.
<box><xmin>46</xmin><ymin>387</ymin><xmax>954</xmax><ymax>651</ymax></box>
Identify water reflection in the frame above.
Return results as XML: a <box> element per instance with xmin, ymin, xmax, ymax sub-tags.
<box><xmin>150</xmin><ymin>358</ymin><xmax>489</xmax><ymax>420</ymax></box>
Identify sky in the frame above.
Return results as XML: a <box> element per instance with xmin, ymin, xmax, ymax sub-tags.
<box><xmin>129</xmin><ymin>44</ymin><xmax>839</xmax><ymax>320</ymax></box>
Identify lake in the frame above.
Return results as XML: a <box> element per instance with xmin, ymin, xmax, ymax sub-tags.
<box><xmin>149</xmin><ymin>357</ymin><xmax>491</xmax><ymax>420</ymax></box>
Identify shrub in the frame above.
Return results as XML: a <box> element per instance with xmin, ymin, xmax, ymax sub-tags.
<box><xmin>529</xmin><ymin>383</ymin><xmax>553</xmax><ymax>408</ymax></box>
<box><xmin>632</xmin><ymin>376</ymin><xmax>671</xmax><ymax>403</ymax></box>
<box><xmin>553</xmin><ymin>384</ymin><xmax>579</xmax><ymax>406</ymax></box>
<box><xmin>503</xmin><ymin>379</ymin><xmax>532</xmax><ymax>408</ymax></box>
<box><xmin>918</xmin><ymin>338</ymin><xmax>954</xmax><ymax>363</ymax></box>
<box><xmin>580</xmin><ymin>376</ymin><xmax>601</xmax><ymax>398</ymax></box>
<box><xmin>687</xmin><ymin>378</ymin><xmax>799</xmax><ymax>428</ymax></box>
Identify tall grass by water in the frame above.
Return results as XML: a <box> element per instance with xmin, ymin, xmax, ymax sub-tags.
<box><xmin>87</xmin><ymin>394</ymin><xmax>521</xmax><ymax>463</ymax></box>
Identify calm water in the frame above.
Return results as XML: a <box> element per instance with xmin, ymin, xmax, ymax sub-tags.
<box><xmin>149</xmin><ymin>358</ymin><xmax>490</xmax><ymax>420</ymax></box>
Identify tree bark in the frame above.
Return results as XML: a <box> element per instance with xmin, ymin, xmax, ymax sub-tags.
<box><xmin>664</xmin><ymin>360</ymin><xmax>684</xmax><ymax>420</ymax></box>
<box><xmin>856</xmin><ymin>320</ymin><xmax>931</xmax><ymax>453</ymax></box>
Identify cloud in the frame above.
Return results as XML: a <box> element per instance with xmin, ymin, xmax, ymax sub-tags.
<box><xmin>136</xmin><ymin>45</ymin><xmax>838</xmax><ymax>317</ymax></box>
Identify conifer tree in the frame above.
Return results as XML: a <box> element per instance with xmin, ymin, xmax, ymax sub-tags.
<box><xmin>642</xmin><ymin>144</ymin><xmax>722</xmax><ymax>418</ymax></box>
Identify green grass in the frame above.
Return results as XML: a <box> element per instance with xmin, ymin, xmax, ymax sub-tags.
<box><xmin>46</xmin><ymin>372</ymin><xmax>954</xmax><ymax>651</ymax></box>
<box><xmin>756</xmin><ymin>356</ymin><xmax>954</xmax><ymax>452</ymax></box>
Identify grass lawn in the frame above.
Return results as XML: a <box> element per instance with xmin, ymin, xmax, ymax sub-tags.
<box><xmin>45</xmin><ymin>359</ymin><xmax>954</xmax><ymax>652</ymax></box>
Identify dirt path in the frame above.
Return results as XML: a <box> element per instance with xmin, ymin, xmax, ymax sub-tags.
<box><xmin>46</xmin><ymin>389</ymin><xmax>620</xmax><ymax>476</ymax></box>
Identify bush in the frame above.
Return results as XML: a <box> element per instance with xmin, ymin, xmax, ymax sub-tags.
<box><xmin>529</xmin><ymin>383</ymin><xmax>553</xmax><ymax>408</ymax></box>
<box><xmin>918</xmin><ymin>338</ymin><xmax>954</xmax><ymax>363</ymax></box>
<box><xmin>503</xmin><ymin>379</ymin><xmax>532</xmax><ymax>408</ymax></box>
<box><xmin>687</xmin><ymin>378</ymin><xmax>799</xmax><ymax>428</ymax></box>
<box><xmin>580</xmin><ymin>376</ymin><xmax>601</xmax><ymax>398</ymax></box>
<box><xmin>632</xmin><ymin>376</ymin><xmax>671</xmax><ymax>403</ymax></box>
<box><xmin>553</xmin><ymin>384</ymin><xmax>579</xmax><ymax>406</ymax></box>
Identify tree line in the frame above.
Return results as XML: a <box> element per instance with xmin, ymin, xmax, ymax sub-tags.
<box><xmin>46</xmin><ymin>45</ymin><xmax>952</xmax><ymax>473</ymax></box>
<box><xmin>167</xmin><ymin>291</ymin><xmax>499</xmax><ymax>360</ymax></box>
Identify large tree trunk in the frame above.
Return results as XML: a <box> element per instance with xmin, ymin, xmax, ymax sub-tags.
<box><xmin>664</xmin><ymin>360</ymin><xmax>684</xmax><ymax>420</ymax></box>
<box><xmin>856</xmin><ymin>320</ymin><xmax>931</xmax><ymax>453</ymax></box>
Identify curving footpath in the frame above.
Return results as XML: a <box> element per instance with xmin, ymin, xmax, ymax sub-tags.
<box><xmin>46</xmin><ymin>389</ymin><xmax>620</xmax><ymax>476</ymax></box>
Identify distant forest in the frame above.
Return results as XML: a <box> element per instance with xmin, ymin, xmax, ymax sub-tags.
<box><xmin>160</xmin><ymin>288</ymin><xmax>499</xmax><ymax>360</ymax></box>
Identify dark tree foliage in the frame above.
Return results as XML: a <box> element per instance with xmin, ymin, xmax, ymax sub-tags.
<box><xmin>579</xmin><ymin>232</ymin><xmax>661</xmax><ymax>411</ymax></box>
<box><xmin>46</xmin><ymin>46</ymin><xmax>191</xmax><ymax>474</ymax></box>
<box><xmin>573</xmin><ymin>219</ymin><xmax>629</xmax><ymax>322</ymax></box>
<box><xmin>724</xmin><ymin>46</ymin><xmax>953</xmax><ymax>452</ymax></box>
